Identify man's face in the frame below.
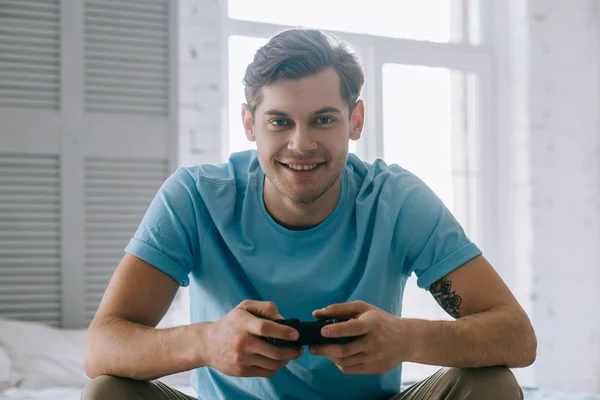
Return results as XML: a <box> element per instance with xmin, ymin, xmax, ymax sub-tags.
<box><xmin>242</xmin><ymin>67</ymin><xmax>363</xmax><ymax>204</ymax></box>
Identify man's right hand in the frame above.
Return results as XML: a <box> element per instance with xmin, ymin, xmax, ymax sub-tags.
<box><xmin>200</xmin><ymin>300</ymin><xmax>304</xmax><ymax>378</ymax></box>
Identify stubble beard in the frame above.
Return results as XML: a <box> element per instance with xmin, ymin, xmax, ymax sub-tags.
<box><xmin>265</xmin><ymin>162</ymin><xmax>343</xmax><ymax>205</ymax></box>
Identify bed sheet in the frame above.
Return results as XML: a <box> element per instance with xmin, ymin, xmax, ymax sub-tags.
<box><xmin>0</xmin><ymin>385</ymin><xmax>196</xmax><ymax>399</ymax></box>
<box><xmin>522</xmin><ymin>388</ymin><xmax>600</xmax><ymax>400</ymax></box>
<box><xmin>1</xmin><ymin>386</ymin><xmax>599</xmax><ymax>399</ymax></box>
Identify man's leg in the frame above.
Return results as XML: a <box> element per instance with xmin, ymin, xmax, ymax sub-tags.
<box><xmin>81</xmin><ymin>375</ymin><xmax>195</xmax><ymax>400</ymax></box>
<box><xmin>389</xmin><ymin>366</ymin><xmax>523</xmax><ymax>400</ymax></box>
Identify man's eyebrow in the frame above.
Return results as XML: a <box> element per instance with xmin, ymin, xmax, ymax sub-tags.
<box><xmin>263</xmin><ymin>109</ymin><xmax>289</xmax><ymax>117</ymax></box>
<box><xmin>313</xmin><ymin>107</ymin><xmax>341</xmax><ymax>115</ymax></box>
<box><xmin>263</xmin><ymin>107</ymin><xmax>342</xmax><ymax>117</ymax></box>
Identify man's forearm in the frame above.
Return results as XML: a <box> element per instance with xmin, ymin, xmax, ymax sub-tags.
<box><xmin>405</xmin><ymin>307</ymin><xmax>537</xmax><ymax>368</ymax></box>
<box><xmin>83</xmin><ymin>317</ymin><xmax>211</xmax><ymax>380</ymax></box>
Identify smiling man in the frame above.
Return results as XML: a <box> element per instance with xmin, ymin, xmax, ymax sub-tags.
<box><xmin>83</xmin><ymin>29</ymin><xmax>536</xmax><ymax>400</ymax></box>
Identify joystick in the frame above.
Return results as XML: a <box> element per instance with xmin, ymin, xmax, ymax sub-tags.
<box><xmin>264</xmin><ymin>318</ymin><xmax>358</xmax><ymax>347</ymax></box>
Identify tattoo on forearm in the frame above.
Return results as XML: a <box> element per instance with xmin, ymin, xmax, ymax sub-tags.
<box><xmin>429</xmin><ymin>280</ymin><xmax>462</xmax><ymax>318</ymax></box>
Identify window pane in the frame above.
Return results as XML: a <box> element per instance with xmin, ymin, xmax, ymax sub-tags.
<box><xmin>383</xmin><ymin>64</ymin><xmax>454</xmax><ymax>208</ymax></box>
<box><xmin>382</xmin><ymin>64</ymin><xmax>479</xmax><ymax>383</ymax></box>
<box><xmin>228</xmin><ymin>36</ymin><xmax>268</xmax><ymax>155</ymax></box>
<box><xmin>383</xmin><ymin>64</ymin><xmax>477</xmax><ymax>228</ymax></box>
<box><xmin>229</xmin><ymin>0</ymin><xmax>458</xmax><ymax>43</ymax></box>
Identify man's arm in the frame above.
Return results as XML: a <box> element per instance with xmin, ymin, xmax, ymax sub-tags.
<box><xmin>83</xmin><ymin>253</ymin><xmax>210</xmax><ymax>380</ymax></box>
<box><xmin>307</xmin><ymin>255</ymin><xmax>535</xmax><ymax>374</ymax></box>
<box><xmin>407</xmin><ymin>255</ymin><xmax>537</xmax><ymax>368</ymax></box>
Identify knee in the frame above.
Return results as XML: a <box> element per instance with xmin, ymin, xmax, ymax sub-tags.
<box><xmin>81</xmin><ymin>375</ymin><xmax>141</xmax><ymax>400</ymax></box>
<box><xmin>447</xmin><ymin>366</ymin><xmax>522</xmax><ymax>399</ymax></box>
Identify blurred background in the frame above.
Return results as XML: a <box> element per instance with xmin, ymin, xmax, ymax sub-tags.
<box><xmin>0</xmin><ymin>0</ymin><xmax>598</xmax><ymax>396</ymax></box>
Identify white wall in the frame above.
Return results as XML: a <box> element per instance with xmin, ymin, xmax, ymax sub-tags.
<box><xmin>178</xmin><ymin>0</ymin><xmax>224</xmax><ymax>167</ymax></box>
<box><xmin>496</xmin><ymin>0</ymin><xmax>600</xmax><ymax>392</ymax></box>
<box><xmin>527</xmin><ymin>0</ymin><xmax>600</xmax><ymax>392</ymax></box>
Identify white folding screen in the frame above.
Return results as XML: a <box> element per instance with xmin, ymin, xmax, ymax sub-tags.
<box><xmin>81</xmin><ymin>0</ymin><xmax>174</xmax><ymax>326</ymax></box>
<box><xmin>0</xmin><ymin>0</ymin><xmax>177</xmax><ymax>328</ymax></box>
<box><xmin>83</xmin><ymin>157</ymin><xmax>168</xmax><ymax>325</ymax></box>
<box><xmin>0</xmin><ymin>0</ymin><xmax>60</xmax><ymax>110</ymax></box>
<box><xmin>0</xmin><ymin>0</ymin><xmax>62</xmax><ymax>326</ymax></box>
<box><xmin>0</xmin><ymin>154</ymin><xmax>61</xmax><ymax>326</ymax></box>
<box><xmin>84</xmin><ymin>0</ymin><xmax>170</xmax><ymax>115</ymax></box>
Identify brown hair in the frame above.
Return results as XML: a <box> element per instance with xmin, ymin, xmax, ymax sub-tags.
<box><xmin>243</xmin><ymin>28</ymin><xmax>364</xmax><ymax>117</ymax></box>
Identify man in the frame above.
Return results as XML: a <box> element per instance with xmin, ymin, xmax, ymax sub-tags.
<box><xmin>82</xmin><ymin>29</ymin><xmax>536</xmax><ymax>400</ymax></box>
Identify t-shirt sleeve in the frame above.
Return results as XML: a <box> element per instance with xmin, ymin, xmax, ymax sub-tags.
<box><xmin>393</xmin><ymin>174</ymin><xmax>482</xmax><ymax>290</ymax></box>
<box><xmin>124</xmin><ymin>167</ymin><xmax>204</xmax><ymax>286</ymax></box>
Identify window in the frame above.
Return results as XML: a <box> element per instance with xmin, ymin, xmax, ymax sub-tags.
<box><xmin>383</xmin><ymin>65</ymin><xmax>455</xmax><ymax>208</ymax></box>
<box><xmin>382</xmin><ymin>64</ymin><xmax>481</xmax><ymax>383</ymax></box>
<box><xmin>228</xmin><ymin>36</ymin><xmax>266</xmax><ymax>155</ymax></box>
<box><xmin>382</xmin><ymin>64</ymin><xmax>480</xmax><ymax>239</ymax></box>
<box><xmin>228</xmin><ymin>0</ymin><xmax>480</xmax><ymax>44</ymax></box>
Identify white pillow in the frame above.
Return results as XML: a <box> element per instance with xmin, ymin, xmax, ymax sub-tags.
<box><xmin>0</xmin><ymin>318</ymin><xmax>90</xmax><ymax>389</ymax></box>
<box><xmin>0</xmin><ymin>345</ymin><xmax>11</xmax><ymax>387</ymax></box>
<box><xmin>0</xmin><ymin>344</ymin><xmax>22</xmax><ymax>389</ymax></box>
<box><xmin>0</xmin><ymin>318</ymin><xmax>194</xmax><ymax>390</ymax></box>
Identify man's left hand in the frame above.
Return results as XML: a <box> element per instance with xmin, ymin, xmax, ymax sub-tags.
<box><xmin>309</xmin><ymin>301</ymin><xmax>411</xmax><ymax>375</ymax></box>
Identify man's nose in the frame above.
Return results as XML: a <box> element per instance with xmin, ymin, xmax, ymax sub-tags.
<box><xmin>287</xmin><ymin>126</ymin><xmax>318</xmax><ymax>153</ymax></box>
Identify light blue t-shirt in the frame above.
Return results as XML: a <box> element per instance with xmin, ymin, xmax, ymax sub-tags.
<box><xmin>125</xmin><ymin>150</ymin><xmax>481</xmax><ymax>400</ymax></box>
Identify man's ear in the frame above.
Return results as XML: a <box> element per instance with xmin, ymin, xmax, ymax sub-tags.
<box><xmin>241</xmin><ymin>104</ymin><xmax>255</xmax><ymax>142</ymax></box>
<box><xmin>350</xmin><ymin>99</ymin><xmax>364</xmax><ymax>141</ymax></box>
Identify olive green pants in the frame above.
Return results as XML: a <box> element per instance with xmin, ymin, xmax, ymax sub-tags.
<box><xmin>82</xmin><ymin>366</ymin><xmax>523</xmax><ymax>399</ymax></box>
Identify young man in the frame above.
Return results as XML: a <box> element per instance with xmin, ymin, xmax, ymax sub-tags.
<box><xmin>82</xmin><ymin>29</ymin><xmax>536</xmax><ymax>400</ymax></box>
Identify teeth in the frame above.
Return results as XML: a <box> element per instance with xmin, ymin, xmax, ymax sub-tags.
<box><xmin>287</xmin><ymin>164</ymin><xmax>318</xmax><ymax>171</ymax></box>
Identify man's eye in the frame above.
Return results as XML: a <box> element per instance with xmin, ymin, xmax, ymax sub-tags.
<box><xmin>270</xmin><ymin>119</ymin><xmax>290</xmax><ymax>127</ymax></box>
<box><xmin>315</xmin><ymin>116</ymin><xmax>334</xmax><ymax>125</ymax></box>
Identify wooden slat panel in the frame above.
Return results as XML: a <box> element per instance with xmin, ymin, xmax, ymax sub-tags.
<box><xmin>84</xmin><ymin>0</ymin><xmax>169</xmax><ymax>116</ymax></box>
<box><xmin>0</xmin><ymin>310</ymin><xmax>60</xmax><ymax>326</ymax></box>
<box><xmin>0</xmin><ymin>153</ymin><xmax>61</xmax><ymax>326</ymax></box>
<box><xmin>84</xmin><ymin>157</ymin><xmax>168</xmax><ymax>323</ymax></box>
<box><xmin>0</xmin><ymin>0</ymin><xmax>60</xmax><ymax>110</ymax></box>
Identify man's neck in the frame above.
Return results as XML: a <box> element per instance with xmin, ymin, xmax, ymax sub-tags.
<box><xmin>263</xmin><ymin>179</ymin><xmax>342</xmax><ymax>231</ymax></box>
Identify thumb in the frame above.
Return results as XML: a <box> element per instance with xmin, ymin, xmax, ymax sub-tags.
<box><xmin>240</xmin><ymin>300</ymin><xmax>284</xmax><ymax>320</ymax></box>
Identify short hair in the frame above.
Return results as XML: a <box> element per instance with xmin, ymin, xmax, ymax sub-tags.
<box><xmin>243</xmin><ymin>28</ymin><xmax>365</xmax><ymax>117</ymax></box>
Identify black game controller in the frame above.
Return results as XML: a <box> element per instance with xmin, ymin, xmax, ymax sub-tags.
<box><xmin>264</xmin><ymin>318</ymin><xmax>358</xmax><ymax>347</ymax></box>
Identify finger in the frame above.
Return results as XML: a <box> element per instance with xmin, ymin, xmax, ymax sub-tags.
<box><xmin>249</xmin><ymin>337</ymin><xmax>304</xmax><ymax>361</ymax></box>
<box><xmin>309</xmin><ymin>338</ymin><xmax>366</xmax><ymax>358</ymax></box>
<box><xmin>238</xmin><ymin>300</ymin><xmax>284</xmax><ymax>320</ymax></box>
<box><xmin>249</xmin><ymin>353</ymin><xmax>289</xmax><ymax>371</ymax></box>
<box><xmin>313</xmin><ymin>301</ymin><xmax>369</xmax><ymax>318</ymax></box>
<box><xmin>331</xmin><ymin>352</ymin><xmax>367</xmax><ymax>368</ymax></box>
<box><xmin>321</xmin><ymin>318</ymin><xmax>368</xmax><ymax>338</ymax></box>
<box><xmin>247</xmin><ymin>317</ymin><xmax>299</xmax><ymax>342</ymax></box>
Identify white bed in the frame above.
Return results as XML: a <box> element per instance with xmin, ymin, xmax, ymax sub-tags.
<box><xmin>0</xmin><ymin>386</ymin><xmax>196</xmax><ymax>400</ymax></box>
<box><xmin>0</xmin><ymin>317</ymin><xmax>195</xmax><ymax>400</ymax></box>
<box><xmin>2</xmin><ymin>387</ymin><xmax>600</xmax><ymax>400</ymax></box>
<box><xmin>0</xmin><ymin>317</ymin><xmax>599</xmax><ymax>400</ymax></box>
